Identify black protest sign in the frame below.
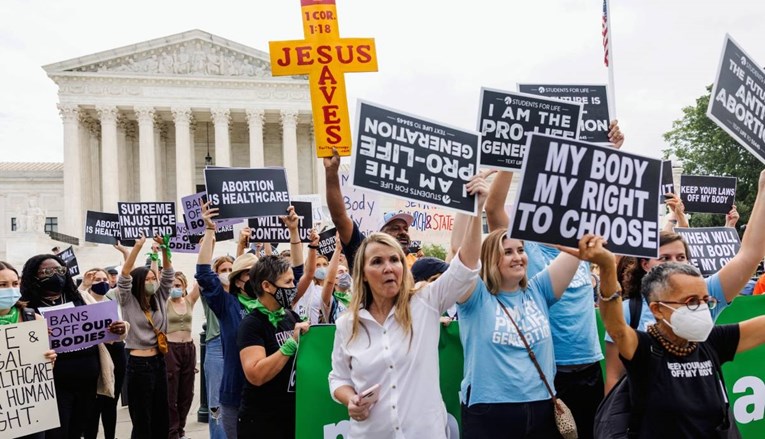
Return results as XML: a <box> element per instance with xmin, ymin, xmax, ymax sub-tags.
<box><xmin>117</xmin><ymin>202</ymin><xmax>176</xmax><ymax>240</ymax></box>
<box><xmin>353</xmin><ymin>100</ymin><xmax>480</xmax><ymax>215</ymax></box>
<box><xmin>707</xmin><ymin>34</ymin><xmax>765</xmax><ymax>164</ymax></box>
<box><xmin>85</xmin><ymin>211</ymin><xmax>122</xmax><ymax>245</ymax></box>
<box><xmin>56</xmin><ymin>246</ymin><xmax>80</xmax><ymax>277</ymax></box>
<box><xmin>205</xmin><ymin>168</ymin><xmax>290</xmax><ymax>220</ymax></box>
<box><xmin>248</xmin><ymin>201</ymin><xmax>313</xmax><ymax>243</ymax></box>
<box><xmin>674</xmin><ymin>227</ymin><xmax>741</xmax><ymax>277</ymax></box>
<box><xmin>318</xmin><ymin>227</ymin><xmax>337</xmax><ymax>257</ymax></box>
<box><xmin>518</xmin><ymin>84</ymin><xmax>610</xmax><ymax>143</ymax></box>
<box><xmin>478</xmin><ymin>88</ymin><xmax>583</xmax><ymax>170</ymax></box>
<box><xmin>186</xmin><ymin>220</ymin><xmax>236</xmax><ymax>244</ymax></box>
<box><xmin>680</xmin><ymin>175</ymin><xmax>737</xmax><ymax>214</ymax></box>
<box><xmin>509</xmin><ymin>134</ymin><xmax>662</xmax><ymax>258</ymax></box>
<box><xmin>660</xmin><ymin>160</ymin><xmax>675</xmax><ymax>203</ymax></box>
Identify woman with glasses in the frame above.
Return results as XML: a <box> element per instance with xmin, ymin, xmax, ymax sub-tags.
<box><xmin>20</xmin><ymin>255</ymin><xmax>127</xmax><ymax>439</ymax></box>
<box><xmin>599</xmin><ymin>261</ymin><xmax>765</xmax><ymax>438</ymax></box>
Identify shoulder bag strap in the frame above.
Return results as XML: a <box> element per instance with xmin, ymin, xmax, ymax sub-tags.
<box><xmin>144</xmin><ymin>309</ymin><xmax>160</xmax><ymax>336</ymax></box>
<box><xmin>629</xmin><ymin>297</ymin><xmax>642</xmax><ymax>330</ymax></box>
<box><xmin>496</xmin><ymin>297</ymin><xmax>557</xmax><ymax>402</ymax></box>
<box><xmin>699</xmin><ymin>342</ymin><xmax>733</xmax><ymax>426</ymax></box>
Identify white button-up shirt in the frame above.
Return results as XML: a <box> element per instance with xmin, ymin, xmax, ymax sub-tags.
<box><xmin>329</xmin><ymin>253</ymin><xmax>479</xmax><ymax>438</ymax></box>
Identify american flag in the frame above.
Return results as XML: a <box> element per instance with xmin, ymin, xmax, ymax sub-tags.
<box><xmin>602</xmin><ymin>0</ymin><xmax>610</xmax><ymax>67</ymax></box>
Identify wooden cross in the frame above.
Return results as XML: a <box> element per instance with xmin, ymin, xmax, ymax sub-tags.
<box><xmin>270</xmin><ymin>0</ymin><xmax>378</xmax><ymax>157</ymax></box>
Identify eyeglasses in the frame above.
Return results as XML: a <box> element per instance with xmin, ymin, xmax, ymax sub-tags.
<box><xmin>36</xmin><ymin>266</ymin><xmax>67</xmax><ymax>278</ymax></box>
<box><xmin>660</xmin><ymin>295</ymin><xmax>718</xmax><ymax>311</ymax></box>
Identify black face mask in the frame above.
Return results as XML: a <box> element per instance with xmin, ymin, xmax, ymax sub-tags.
<box><xmin>273</xmin><ymin>286</ymin><xmax>297</xmax><ymax>309</ymax></box>
<box><xmin>90</xmin><ymin>282</ymin><xmax>110</xmax><ymax>296</ymax></box>
<box><xmin>243</xmin><ymin>281</ymin><xmax>257</xmax><ymax>298</ymax></box>
<box><xmin>37</xmin><ymin>274</ymin><xmax>66</xmax><ymax>296</ymax></box>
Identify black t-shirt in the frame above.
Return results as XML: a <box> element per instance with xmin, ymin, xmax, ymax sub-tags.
<box><xmin>236</xmin><ymin>308</ymin><xmax>300</xmax><ymax>418</ymax></box>
<box><xmin>622</xmin><ymin>324</ymin><xmax>740</xmax><ymax>439</ymax></box>
<box><xmin>341</xmin><ymin>221</ymin><xmax>364</xmax><ymax>272</ymax></box>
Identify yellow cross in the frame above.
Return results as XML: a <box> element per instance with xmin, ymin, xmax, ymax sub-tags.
<box><xmin>270</xmin><ymin>0</ymin><xmax>378</xmax><ymax>157</ymax></box>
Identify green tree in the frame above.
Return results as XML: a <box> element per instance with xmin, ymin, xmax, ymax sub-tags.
<box><xmin>422</xmin><ymin>243</ymin><xmax>447</xmax><ymax>261</ymax></box>
<box><xmin>663</xmin><ymin>86</ymin><xmax>762</xmax><ymax>232</ymax></box>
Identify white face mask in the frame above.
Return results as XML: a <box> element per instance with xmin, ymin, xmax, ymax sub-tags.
<box><xmin>218</xmin><ymin>272</ymin><xmax>230</xmax><ymax>286</ymax></box>
<box><xmin>661</xmin><ymin>302</ymin><xmax>714</xmax><ymax>342</ymax></box>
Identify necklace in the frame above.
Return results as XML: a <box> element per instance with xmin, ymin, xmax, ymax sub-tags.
<box><xmin>648</xmin><ymin>324</ymin><xmax>697</xmax><ymax>357</ymax></box>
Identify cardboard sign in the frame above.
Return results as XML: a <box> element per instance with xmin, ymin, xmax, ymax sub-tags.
<box><xmin>55</xmin><ymin>246</ymin><xmax>79</xmax><ymax>277</ymax></box>
<box><xmin>269</xmin><ymin>0</ymin><xmax>378</xmax><ymax>157</ymax></box>
<box><xmin>509</xmin><ymin>134</ymin><xmax>662</xmax><ymax>258</ymax></box>
<box><xmin>317</xmin><ymin>227</ymin><xmax>337</xmax><ymax>257</ymax></box>
<box><xmin>707</xmin><ymin>34</ymin><xmax>765</xmax><ymax>164</ymax></box>
<box><xmin>674</xmin><ymin>227</ymin><xmax>741</xmax><ymax>277</ymax></box>
<box><xmin>478</xmin><ymin>88</ymin><xmax>583</xmax><ymax>170</ymax></box>
<box><xmin>185</xmin><ymin>221</ymin><xmax>236</xmax><ymax>245</ymax></box>
<box><xmin>247</xmin><ymin>201</ymin><xmax>313</xmax><ymax>243</ymax></box>
<box><xmin>352</xmin><ymin>100</ymin><xmax>480</xmax><ymax>215</ymax></box>
<box><xmin>660</xmin><ymin>160</ymin><xmax>675</xmax><ymax>203</ymax></box>
<box><xmin>204</xmin><ymin>167</ymin><xmax>291</xmax><ymax>220</ymax></box>
<box><xmin>167</xmin><ymin>223</ymin><xmax>200</xmax><ymax>254</ymax></box>
<box><xmin>0</xmin><ymin>319</ymin><xmax>60</xmax><ymax>438</ymax></box>
<box><xmin>117</xmin><ymin>202</ymin><xmax>176</xmax><ymax>240</ymax></box>
<box><xmin>680</xmin><ymin>175</ymin><xmax>737</xmax><ymax>214</ymax></box>
<box><xmin>44</xmin><ymin>301</ymin><xmax>121</xmax><ymax>353</ymax></box>
<box><xmin>518</xmin><ymin>84</ymin><xmax>611</xmax><ymax>143</ymax></box>
<box><xmin>291</xmin><ymin>194</ymin><xmax>326</xmax><ymax>226</ymax></box>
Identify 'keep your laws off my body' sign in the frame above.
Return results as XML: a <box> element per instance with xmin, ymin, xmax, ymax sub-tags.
<box><xmin>674</xmin><ymin>227</ymin><xmax>741</xmax><ymax>277</ymax></box>
<box><xmin>509</xmin><ymin>134</ymin><xmax>662</xmax><ymax>258</ymax></box>
<box><xmin>478</xmin><ymin>88</ymin><xmax>583</xmax><ymax>170</ymax></box>
<box><xmin>708</xmin><ymin>34</ymin><xmax>765</xmax><ymax>164</ymax></box>
<box><xmin>352</xmin><ymin>101</ymin><xmax>481</xmax><ymax>215</ymax></box>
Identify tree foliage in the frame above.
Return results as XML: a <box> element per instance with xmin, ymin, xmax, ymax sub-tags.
<box><xmin>422</xmin><ymin>243</ymin><xmax>447</xmax><ymax>261</ymax></box>
<box><xmin>663</xmin><ymin>86</ymin><xmax>762</xmax><ymax>231</ymax></box>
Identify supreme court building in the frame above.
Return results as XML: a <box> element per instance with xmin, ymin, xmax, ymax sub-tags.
<box><xmin>43</xmin><ymin>29</ymin><xmax>321</xmax><ymax>239</ymax></box>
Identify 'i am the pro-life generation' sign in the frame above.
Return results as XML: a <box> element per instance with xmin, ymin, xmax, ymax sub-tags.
<box><xmin>708</xmin><ymin>34</ymin><xmax>765</xmax><ymax>164</ymax></box>
<box><xmin>509</xmin><ymin>134</ymin><xmax>662</xmax><ymax>258</ymax></box>
<box><xmin>269</xmin><ymin>0</ymin><xmax>377</xmax><ymax>157</ymax></box>
<box><xmin>478</xmin><ymin>88</ymin><xmax>583</xmax><ymax>171</ymax></box>
<box><xmin>352</xmin><ymin>100</ymin><xmax>480</xmax><ymax>215</ymax></box>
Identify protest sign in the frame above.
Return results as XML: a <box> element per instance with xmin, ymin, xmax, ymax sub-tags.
<box><xmin>117</xmin><ymin>202</ymin><xmax>176</xmax><ymax>240</ymax></box>
<box><xmin>55</xmin><ymin>246</ymin><xmax>79</xmax><ymax>277</ymax></box>
<box><xmin>167</xmin><ymin>223</ymin><xmax>200</xmax><ymax>254</ymax></box>
<box><xmin>707</xmin><ymin>34</ymin><xmax>765</xmax><ymax>164</ymax></box>
<box><xmin>509</xmin><ymin>134</ymin><xmax>662</xmax><ymax>258</ymax></box>
<box><xmin>478</xmin><ymin>88</ymin><xmax>583</xmax><ymax>170</ymax></box>
<box><xmin>352</xmin><ymin>100</ymin><xmax>480</xmax><ymax>215</ymax></box>
<box><xmin>674</xmin><ymin>227</ymin><xmax>741</xmax><ymax>277</ymax></box>
<box><xmin>680</xmin><ymin>175</ymin><xmax>737</xmax><ymax>214</ymax></box>
<box><xmin>186</xmin><ymin>221</ymin><xmax>236</xmax><ymax>245</ymax></box>
<box><xmin>317</xmin><ymin>227</ymin><xmax>337</xmax><ymax>257</ymax></box>
<box><xmin>292</xmin><ymin>194</ymin><xmax>326</xmax><ymax>226</ymax></box>
<box><xmin>248</xmin><ymin>201</ymin><xmax>313</xmax><ymax>243</ymax></box>
<box><xmin>269</xmin><ymin>0</ymin><xmax>377</xmax><ymax>157</ymax></box>
<box><xmin>205</xmin><ymin>168</ymin><xmax>290</xmax><ymax>220</ymax></box>
<box><xmin>181</xmin><ymin>191</ymin><xmax>241</xmax><ymax>234</ymax></box>
<box><xmin>660</xmin><ymin>160</ymin><xmax>675</xmax><ymax>203</ymax></box>
<box><xmin>85</xmin><ymin>211</ymin><xmax>122</xmax><ymax>245</ymax></box>
<box><xmin>518</xmin><ymin>84</ymin><xmax>611</xmax><ymax>143</ymax></box>
<box><xmin>0</xmin><ymin>319</ymin><xmax>59</xmax><ymax>438</ymax></box>
<box><xmin>44</xmin><ymin>300</ymin><xmax>120</xmax><ymax>353</ymax></box>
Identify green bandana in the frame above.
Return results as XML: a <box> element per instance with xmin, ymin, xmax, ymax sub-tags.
<box><xmin>0</xmin><ymin>307</ymin><xmax>19</xmax><ymax>326</ymax></box>
<box><xmin>243</xmin><ymin>296</ymin><xmax>286</xmax><ymax>328</ymax></box>
<box><xmin>237</xmin><ymin>293</ymin><xmax>259</xmax><ymax>314</ymax></box>
<box><xmin>333</xmin><ymin>290</ymin><xmax>352</xmax><ymax>307</ymax></box>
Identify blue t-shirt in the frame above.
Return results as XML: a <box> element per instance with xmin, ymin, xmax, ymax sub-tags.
<box><xmin>604</xmin><ymin>273</ymin><xmax>728</xmax><ymax>343</ymax></box>
<box><xmin>458</xmin><ymin>272</ymin><xmax>556</xmax><ymax>405</ymax></box>
<box><xmin>525</xmin><ymin>242</ymin><xmax>603</xmax><ymax>366</ymax></box>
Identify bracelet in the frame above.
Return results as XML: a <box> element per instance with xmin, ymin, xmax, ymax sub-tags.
<box><xmin>290</xmin><ymin>240</ymin><xmax>301</xmax><ymax>245</ymax></box>
<box><xmin>307</xmin><ymin>244</ymin><xmax>319</xmax><ymax>250</ymax></box>
<box><xmin>599</xmin><ymin>290</ymin><xmax>622</xmax><ymax>301</ymax></box>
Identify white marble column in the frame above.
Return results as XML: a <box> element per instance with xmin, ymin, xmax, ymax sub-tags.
<box><xmin>116</xmin><ymin>116</ymin><xmax>130</xmax><ymax>201</ymax></box>
<box><xmin>135</xmin><ymin>107</ymin><xmax>157</xmax><ymax>201</ymax></box>
<box><xmin>97</xmin><ymin>106</ymin><xmax>120</xmax><ymax>212</ymax></box>
<box><xmin>172</xmin><ymin>107</ymin><xmax>194</xmax><ymax>207</ymax></box>
<box><xmin>280</xmin><ymin>109</ymin><xmax>299</xmax><ymax>193</ymax></box>
<box><xmin>58</xmin><ymin>104</ymin><xmax>83</xmax><ymax>238</ymax></box>
<box><xmin>211</xmin><ymin>108</ymin><xmax>231</xmax><ymax>167</ymax></box>
<box><xmin>246</xmin><ymin>109</ymin><xmax>265</xmax><ymax>168</ymax></box>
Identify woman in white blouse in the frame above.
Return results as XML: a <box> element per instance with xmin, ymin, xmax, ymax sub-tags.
<box><xmin>329</xmin><ymin>173</ymin><xmax>488</xmax><ymax>438</ymax></box>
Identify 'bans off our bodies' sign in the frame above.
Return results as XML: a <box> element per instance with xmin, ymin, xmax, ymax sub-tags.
<box><xmin>44</xmin><ymin>300</ymin><xmax>120</xmax><ymax>353</ymax></box>
<box><xmin>352</xmin><ymin>101</ymin><xmax>480</xmax><ymax>215</ymax></box>
<box><xmin>509</xmin><ymin>134</ymin><xmax>662</xmax><ymax>258</ymax></box>
<box><xmin>478</xmin><ymin>88</ymin><xmax>583</xmax><ymax>171</ymax></box>
<box><xmin>269</xmin><ymin>0</ymin><xmax>377</xmax><ymax>157</ymax></box>
<box><xmin>204</xmin><ymin>168</ymin><xmax>291</xmax><ymax>220</ymax></box>
<box><xmin>674</xmin><ymin>227</ymin><xmax>741</xmax><ymax>277</ymax></box>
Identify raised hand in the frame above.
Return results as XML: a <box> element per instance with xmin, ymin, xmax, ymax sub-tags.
<box><xmin>280</xmin><ymin>205</ymin><xmax>299</xmax><ymax>230</ymax></box>
<box><xmin>323</xmin><ymin>147</ymin><xmax>341</xmax><ymax>173</ymax></box>
<box><xmin>608</xmin><ymin>119</ymin><xmax>625</xmax><ymax>149</ymax></box>
<box><xmin>201</xmin><ymin>201</ymin><xmax>219</xmax><ymax>230</ymax></box>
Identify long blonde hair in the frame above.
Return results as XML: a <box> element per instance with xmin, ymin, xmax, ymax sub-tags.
<box><xmin>348</xmin><ymin>233</ymin><xmax>415</xmax><ymax>345</ymax></box>
<box><xmin>480</xmin><ymin>229</ymin><xmax>527</xmax><ymax>294</ymax></box>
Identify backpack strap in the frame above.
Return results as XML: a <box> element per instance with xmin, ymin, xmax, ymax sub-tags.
<box><xmin>626</xmin><ymin>334</ymin><xmax>666</xmax><ymax>437</ymax></box>
<box><xmin>21</xmin><ymin>308</ymin><xmax>36</xmax><ymax>322</ymax></box>
<box><xmin>628</xmin><ymin>297</ymin><xmax>642</xmax><ymax>330</ymax></box>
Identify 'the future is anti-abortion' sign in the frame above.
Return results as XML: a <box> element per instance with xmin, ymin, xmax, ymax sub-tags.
<box><xmin>509</xmin><ymin>134</ymin><xmax>662</xmax><ymax>258</ymax></box>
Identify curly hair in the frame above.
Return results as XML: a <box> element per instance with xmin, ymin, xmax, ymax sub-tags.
<box><xmin>621</xmin><ymin>231</ymin><xmax>691</xmax><ymax>300</ymax></box>
<box><xmin>20</xmin><ymin>254</ymin><xmax>83</xmax><ymax>308</ymax></box>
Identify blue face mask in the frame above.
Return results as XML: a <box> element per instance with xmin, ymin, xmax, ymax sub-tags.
<box><xmin>336</xmin><ymin>272</ymin><xmax>352</xmax><ymax>290</ymax></box>
<box><xmin>90</xmin><ymin>281</ymin><xmax>110</xmax><ymax>296</ymax></box>
<box><xmin>170</xmin><ymin>288</ymin><xmax>184</xmax><ymax>299</ymax></box>
<box><xmin>0</xmin><ymin>288</ymin><xmax>21</xmax><ymax>309</ymax></box>
<box><xmin>315</xmin><ymin>267</ymin><xmax>328</xmax><ymax>281</ymax></box>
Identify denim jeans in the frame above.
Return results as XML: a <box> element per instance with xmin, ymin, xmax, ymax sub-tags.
<box><xmin>220</xmin><ymin>404</ymin><xmax>239</xmax><ymax>439</ymax></box>
<box><xmin>127</xmin><ymin>354</ymin><xmax>169</xmax><ymax>439</ymax></box>
<box><xmin>204</xmin><ymin>336</ymin><xmax>227</xmax><ymax>439</ymax></box>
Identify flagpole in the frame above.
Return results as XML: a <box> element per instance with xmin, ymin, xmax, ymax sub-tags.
<box><xmin>605</xmin><ymin>0</ymin><xmax>617</xmax><ymax>119</ymax></box>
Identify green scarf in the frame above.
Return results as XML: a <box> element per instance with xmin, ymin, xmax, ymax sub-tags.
<box><xmin>0</xmin><ymin>307</ymin><xmax>19</xmax><ymax>326</ymax></box>
<box><xmin>239</xmin><ymin>295</ymin><xmax>286</xmax><ymax>328</ymax></box>
<box><xmin>237</xmin><ymin>293</ymin><xmax>259</xmax><ymax>314</ymax></box>
<box><xmin>333</xmin><ymin>290</ymin><xmax>352</xmax><ymax>307</ymax></box>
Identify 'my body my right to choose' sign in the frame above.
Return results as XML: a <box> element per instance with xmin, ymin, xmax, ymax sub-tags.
<box><xmin>707</xmin><ymin>34</ymin><xmax>765</xmax><ymax>164</ymax></box>
<box><xmin>509</xmin><ymin>134</ymin><xmax>662</xmax><ymax>258</ymax></box>
<box><xmin>674</xmin><ymin>227</ymin><xmax>741</xmax><ymax>277</ymax></box>
<box><xmin>478</xmin><ymin>88</ymin><xmax>582</xmax><ymax>170</ymax></box>
<box><xmin>680</xmin><ymin>175</ymin><xmax>737</xmax><ymax>214</ymax></box>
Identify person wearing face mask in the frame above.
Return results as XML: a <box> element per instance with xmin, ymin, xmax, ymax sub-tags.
<box><xmin>196</xmin><ymin>202</ymin><xmax>305</xmax><ymax>439</ymax></box>
<box><xmin>166</xmin><ymin>272</ymin><xmax>201</xmax><ymax>439</ymax></box>
<box><xmin>238</xmin><ymin>255</ymin><xmax>309</xmax><ymax>438</ymax></box>
<box><xmin>600</xmin><ymin>262</ymin><xmax>765</xmax><ymax>438</ymax></box>
<box><xmin>294</xmin><ymin>231</ymin><xmax>328</xmax><ymax>323</ymax></box>
<box><xmin>319</xmin><ymin>233</ymin><xmax>352</xmax><ymax>324</ymax></box>
<box><xmin>117</xmin><ymin>234</ymin><xmax>174</xmax><ymax>439</ymax></box>
<box><xmin>21</xmin><ymin>256</ymin><xmax>127</xmax><ymax>439</ymax></box>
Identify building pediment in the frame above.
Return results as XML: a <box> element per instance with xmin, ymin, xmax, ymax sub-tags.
<box><xmin>43</xmin><ymin>29</ymin><xmax>283</xmax><ymax>80</ymax></box>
